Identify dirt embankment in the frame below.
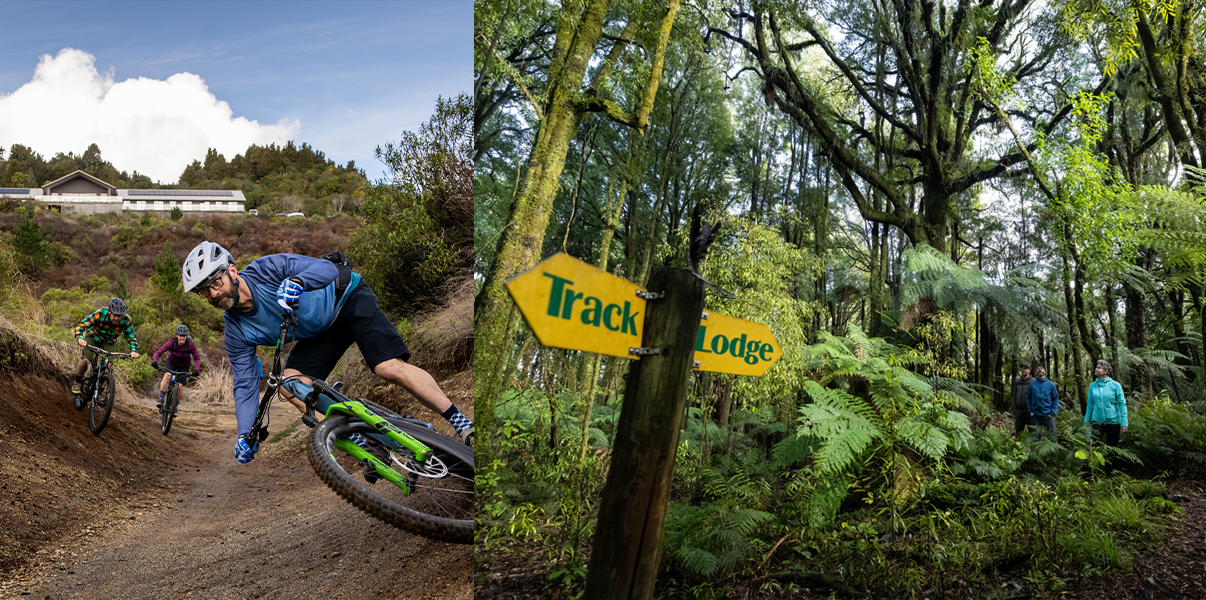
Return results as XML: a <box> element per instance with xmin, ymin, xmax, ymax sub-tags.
<box><xmin>0</xmin><ymin>332</ymin><xmax>473</xmax><ymax>599</ymax></box>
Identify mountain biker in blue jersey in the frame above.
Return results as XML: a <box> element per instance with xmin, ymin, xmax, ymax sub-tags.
<box><xmin>181</xmin><ymin>241</ymin><xmax>473</xmax><ymax>464</ymax></box>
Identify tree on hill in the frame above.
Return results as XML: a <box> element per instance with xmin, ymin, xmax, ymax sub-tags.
<box><xmin>1</xmin><ymin>142</ymin><xmax>156</xmax><ymax>189</ymax></box>
<box><xmin>176</xmin><ymin>142</ymin><xmax>367</xmax><ymax>214</ymax></box>
<box><xmin>12</xmin><ymin>207</ymin><xmax>49</xmax><ymax>272</ymax></box>
<box><xmin>348</xmin><ymin>94</ymin><xmax>473</xmax><ymax>315</ymax></box>
<box><xmin>151</xmin><ymin>243</ymin><xmax>183</xmax><ymax>300</ymax></box>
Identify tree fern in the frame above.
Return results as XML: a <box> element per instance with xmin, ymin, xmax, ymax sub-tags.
<box><xmin>797</xmin><ymin>326</ymin><xmax>977</xmax><ymax>515</ymax></box>
<box><xmin>771</xmin><ymin>432</ymin><xmax>818</xmax><ymax>468</ymax></box>
<box><xmin>799</xmin><ymin>381</ymin><xmax>885</xmax><ymax>474</ymax></box>
<box><xmin>663</xmin><ymin>502</ymin><xmax>775</xmax><ymax>578</ymax></box>
<box><xmin>899</xmin><ymin>243</ymin><xmax>1064</xmax><ymax>359</ymax></box>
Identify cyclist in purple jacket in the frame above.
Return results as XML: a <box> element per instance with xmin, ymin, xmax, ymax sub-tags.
<box><xmin>151</xmin><ymin>324</ymin><xmax>201</xmax><ymax>414</ymax></box>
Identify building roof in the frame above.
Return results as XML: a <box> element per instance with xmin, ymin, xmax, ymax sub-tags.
<box><xmin>42</xmin><ymin>170</ymin><xmax>116</xmax><ymax>194</ymax></box>
<box><xmin>117</xmin><ymin>189</ymin><xmax>246</xmax><ymax>201</ymax></box>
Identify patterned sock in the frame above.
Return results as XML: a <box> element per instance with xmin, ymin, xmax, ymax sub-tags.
<box><xmin>159</xmin><ymin>390</ymin><xmax>166</xmax><ymax>400</ymax></box>
<box><xmin>440</xmin><ymin>404</ymin><xmax>473</xmax><ymax>434</ymax></box>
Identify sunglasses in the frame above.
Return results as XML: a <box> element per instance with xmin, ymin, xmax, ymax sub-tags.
<box><xmin>196</xmin><ymin>271</ymin><xmax>227</xmax><ymax>296</ymax></box>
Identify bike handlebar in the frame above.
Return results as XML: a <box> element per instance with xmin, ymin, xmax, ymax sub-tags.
<box><xmin>84</xmin><ymin>345</ymin><xmax>133</xmax><ymax>359</ymax></box>
<box><xmin>155</xmin><ymin>364</ymin><xmax>195</xmax><ymax>377</ymax></box>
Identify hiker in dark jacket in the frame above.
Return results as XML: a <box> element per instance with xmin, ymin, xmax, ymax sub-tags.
<box><xmin>1012</xmin><ymin>363</ymin><xmax>1033</xmax><ymax>435</ymax></box>
<box><xmin>1028</xmin><ymin>364</ymin><xmax>1059</xmax><ymax>441</ymax></box>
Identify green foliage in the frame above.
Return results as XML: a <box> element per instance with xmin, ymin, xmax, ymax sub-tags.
<box><xmin>122</xmin><ymin>356</ymin><xmax>156</xmax><ymax>389</ymax></box>
<box><xmin>0</xmin><ymin>237</ymin><xmax>20</xmax><ymax>288</ymax></box>
<box><xmin>796</xmin><ymin>325</ymin><xmax>976</xmax><ymax>514</ymax></box>
<box><xmin>690</xmin><ymin>213</ymin><xmax>820</xmax><ymax>417</ymax></box>
<box><xmin>12</xmin><ymin>207</ymin><xmax>49</xmax><ymax>271</ymax></box>
<box><xmin>348</xmin><ymin>95</ymin><xmax>472</xmax><ymax>314</ymax></box>
<box><xmin>1058</xmin><ymin>0</ymin><xmax>1180</xmax><ymax>77</ymax></box>
<box><xmin>1125</xmin><ymin>393</ymin><xmax>1206</xmax><ymax>472</ymax></box>
<box><xmin>1125</xmin><ymin>170</ymin><xmax>1206</xmax><ymax>287</ymax></box>
<box><xmin>663</xmin><ymin>502</ymin><xmax>774</xmax><ymax>578</ymax></box>
<box><xmin>791</xmin><ymin>475</ymin><xmax>1178</xmax><ymax>596</ymax></box>
<box><xmin>110</xmin><ymin>273</ymin><xmax>131</xmax><ymax>305</ymax></box>
<box><xmin>899</xmin><ymin>243</ymin><xmax>1063</xmax><ymax>365</ymax></box>
<box><xmin>151</xmin><ymin>243</ymin><xmax>183</xmax><ymax>300</ymax></box>
<box><xmin>170</xmin><ymin>206</ymin><xmax>183</xmax><ymax>221</ymax></box>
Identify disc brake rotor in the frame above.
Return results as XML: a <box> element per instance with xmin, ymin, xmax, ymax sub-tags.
<box><xmin>391</xmin><ymin>448</ymin><xmax>449</xmax><ymax>478</ymax></box>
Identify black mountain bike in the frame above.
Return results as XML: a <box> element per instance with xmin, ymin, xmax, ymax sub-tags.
<box><xmin>74</xmin><ymin>346</ymin><xmax>131</xmax><ymax>435</ymax></box>
<box><xmin>244</xmin><ymin>313</ymin><xmax>474</xmax><ymax>544</ymax></box>
<box><xmin>154</xmin><ymin>365</ymin><xmax>193</xmax><ymax>435</ymax></box>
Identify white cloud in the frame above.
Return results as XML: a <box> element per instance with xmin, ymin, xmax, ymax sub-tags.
<box><xmin>0</xmin><ymin>48</ymin><xmax>298</xmax><ymax>183</ymax></box>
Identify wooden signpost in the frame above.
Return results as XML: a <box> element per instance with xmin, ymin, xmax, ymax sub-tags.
<box><xmin>505</xmin><ymin>252</ymin><xmax>782</xmax><ymax>599</ymax></box>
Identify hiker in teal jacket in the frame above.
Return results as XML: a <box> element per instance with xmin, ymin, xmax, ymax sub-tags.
<box><xmin>1028</xmin><ymin>364</ymin><xmax>1059</xmax><ymax>441</ymax></box>
<box><xmin>1085</xmin><ymin>359</ymin><xmax>1128</xmax><ymax>447</ymax></box>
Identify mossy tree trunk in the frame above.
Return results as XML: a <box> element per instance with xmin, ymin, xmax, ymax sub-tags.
<box><xmin>474</xmin><ymin>0</ymin><xmax>681</xmax><ymax>463</ymax></box>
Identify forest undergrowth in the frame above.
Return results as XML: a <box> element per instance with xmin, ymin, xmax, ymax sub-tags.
<box><xmin>475</xmin><ymin>327</ymin><xmax>1206</xmax><ymax>600</ymax></box>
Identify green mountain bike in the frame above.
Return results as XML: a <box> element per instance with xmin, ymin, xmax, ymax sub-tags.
<box><xmin>244</xmin><ymin>313</ymin><xmax>474</xmax><ymax>544</ymax></box>
<box><xmin>74</xmin><ymin>346</ymin><xmax>131</xmax><ymax>435</ymax></box>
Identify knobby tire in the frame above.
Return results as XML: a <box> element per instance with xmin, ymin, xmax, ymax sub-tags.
<box><xmin>161</xmin><ymin>386</ymin><xmax>177</xmax><ymax>435</ymax></box>
<box><xmin>308</xmin><ymin>415</ymin><xmax>474</xmax><ymax>544</ymax></box>
<box><xmin>88</xmin><ymin>370</ymin><xmax>115</xmax><ymax>435</ymax></box>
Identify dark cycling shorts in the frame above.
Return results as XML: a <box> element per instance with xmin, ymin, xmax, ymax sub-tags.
<box><xmin>285</xmin><ymin>283</ymin><xmax>410</xmax><ymax>381</ymax></box>
<box><xmin>164</xmin><ymin>357</ymin><xmax>188</xmax><ymax>373</ymax></box>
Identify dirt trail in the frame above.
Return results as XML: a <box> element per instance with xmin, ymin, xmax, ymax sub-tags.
<box><xmin>0</xmin><ymin>377</ymin><xmax>472</xmax><ymax>600</ymax></box>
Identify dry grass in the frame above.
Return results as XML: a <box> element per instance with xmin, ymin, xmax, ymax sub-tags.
<box><xmin>0</xmin><ymin>314</ymin><xmax>60</xmax><ymax>379</ymax></box>
<box><xmin>186</xmin><ymin>358</ymin><xmax>236</xmax><ymax>405</ymax></box>
<box><xmin>405</xmin><ymin>271</ymin><xmax>473</xmax><ymax>377</ymax></box>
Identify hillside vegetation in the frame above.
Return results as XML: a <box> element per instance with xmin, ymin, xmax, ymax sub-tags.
<box><xmin>0</xmin><ymin>140</ymin><xmax>367</xmax><ymax>217</ymax></box>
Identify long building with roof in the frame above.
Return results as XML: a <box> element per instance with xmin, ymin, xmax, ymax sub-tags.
<box><xmin>0</xmin><ymin>170</ymin><xmax>245</xmax><ymax>215</ymax></box>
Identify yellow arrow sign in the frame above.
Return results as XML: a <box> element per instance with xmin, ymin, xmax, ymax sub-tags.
<box><xmin>694</xmin><ymin>311</ymin><xmax>781</xmax><ymax>376</ymax></box>
<box><xmin>506</xmin><ymin>253</ymin><xmax>647</xmax><ymax>359</ymax></box>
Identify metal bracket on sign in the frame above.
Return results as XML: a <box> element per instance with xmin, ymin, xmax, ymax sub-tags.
<box><xmin>636</xmin><ymin>290</ymin><xmax>664</xmax><ymax>300</ymax></box>
<box><xmin>693</xmin><ymin>360</ymin><xmax>701</xmax><ymax>368</ymax></box>
<box><xmin>629</xmin><ymin>347</ymin><xmax>663</xmax><ymax>356</ymax></box>
<box><xmin>701</xmin><ymin>312</ymin><xmax>709</xmax><ymax>320</ymax></box>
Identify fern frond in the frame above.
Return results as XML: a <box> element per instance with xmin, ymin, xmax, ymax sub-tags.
<box><xmin>895</xmin><ymin>417</ymin><xmax>950</xmax><ymax>461</ymax></box>
<box><xmin>771</xmin><ymin>433</ymin><xmax>819</xmax><ymax>468</ymax></box>
<box><xmin>676</xmin><ymin>546</ymin><xmax>718</xmax><ymax>576</ymax></box>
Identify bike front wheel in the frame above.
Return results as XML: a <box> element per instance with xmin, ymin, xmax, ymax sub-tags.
<box><xmin>308</xmin><ymin>415</ymin><xmax>474</xmax><ymax>544</ymax></box>
<box><xmin>160</xmin><ymin>386</ymin><xmax>178</xmax><ymax>435</ymax></box>
<box><xmin>88</xmin><ymin>371</ymin><xmax>115</xmax><ymax>435</ymax></box>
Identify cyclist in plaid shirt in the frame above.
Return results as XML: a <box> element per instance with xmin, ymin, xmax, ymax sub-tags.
<box><xmin>72</xmin><ymin>298</ymin><xmax>141</xmax><ymax>394</ymax></box>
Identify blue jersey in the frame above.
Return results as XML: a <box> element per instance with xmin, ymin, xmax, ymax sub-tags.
<box><xmin>224</xmin><ymin>254</ymin><xmax>361</xmax><ymax>434</ymax></box>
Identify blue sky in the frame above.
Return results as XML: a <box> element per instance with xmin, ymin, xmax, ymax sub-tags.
<box><xmin>0</xmin><ymin>1</ymin><xmax>471</xmax><ymax>183</ymax></box>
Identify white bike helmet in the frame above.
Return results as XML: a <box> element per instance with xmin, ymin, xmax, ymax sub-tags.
<box><xmin>182</xmin><ymin>241</ymin><xmax>234</xmax><ymax>294</ymax></box>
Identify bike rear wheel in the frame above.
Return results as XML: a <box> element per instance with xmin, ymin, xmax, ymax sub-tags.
<box><xmin>160</xmin><ymin>386</ymin><xmax>177</xmax><ymax>435</ymax></box>
<box><xmin>88</xmin><ymin>371</ymin><xmax>115</xmax><ymax>435</ymax></box>
<box><xmin>308</xmin><ymin>415</ymin><xmax>474</xmax><ymax>544</ymax></box>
